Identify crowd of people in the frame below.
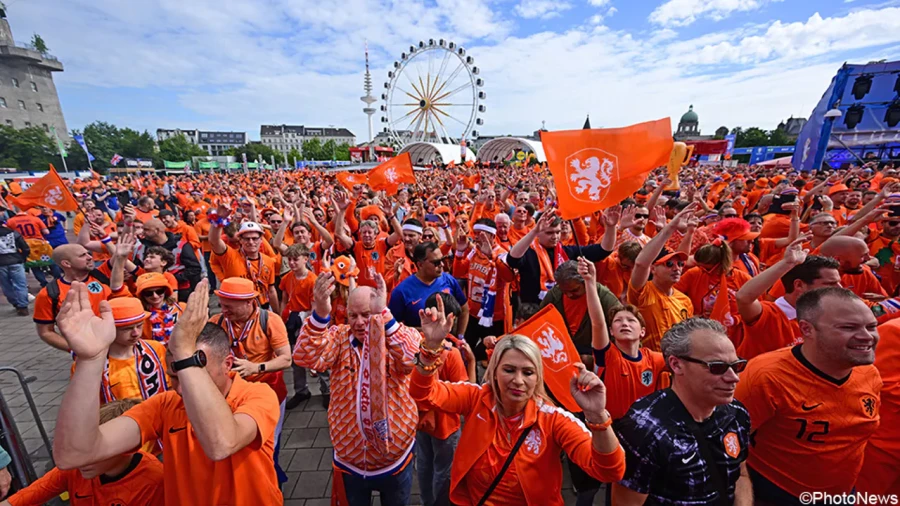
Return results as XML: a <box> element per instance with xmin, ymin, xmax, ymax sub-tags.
<box><xmin>0</xmin><ymin>157</ymin><xmax>897</xmax><ymax>505</ymax></box>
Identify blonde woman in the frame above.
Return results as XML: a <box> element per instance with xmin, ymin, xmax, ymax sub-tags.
<box><xmin>411</xmin><ymin>297</ymin><xmax>625</xmax><ymax>506</ymax></box>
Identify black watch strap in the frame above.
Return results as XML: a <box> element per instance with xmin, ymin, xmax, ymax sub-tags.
<box><xmin>172</xmin><ymin>350</ymin><xmax>206</xmax><ymax>372</ymax></box>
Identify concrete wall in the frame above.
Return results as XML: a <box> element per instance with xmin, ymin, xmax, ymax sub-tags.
<box><xmin>0</xmin><ymin>58</ymin><xmax>67</xmax><ymax>140</ymax></box>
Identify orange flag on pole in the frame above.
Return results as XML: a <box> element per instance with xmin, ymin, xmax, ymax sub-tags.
<box><xmin>510</xmin><ymin>304</ymin><xmax>581</xmax><ymax>412</ymax></box>
<box><xmin>542</xmin><ymin>118</ymin><xmax>673</xmax><ymax>220</ymax></box>
<box><xmin>367</xmin><ymin>152</ymin><xmax>415</xmax><ymax>195</ymax></box>
<box><xmin>9</xmin><ymin>165</ymin><xmax>78</xmax><ymax>212</ymax></box>
<box><xmin>335</xmin><ymin>171</ymin><xmax>369</xmax><ymax>191</ymax></box>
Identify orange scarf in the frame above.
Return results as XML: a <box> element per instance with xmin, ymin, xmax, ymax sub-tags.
<box><xmin>359</xmin><ymin>314</ymin><xmax>390</xmax><ymax>455</ymax></box>
<box><xmin>533</xmin><ymin>239</ymin><xmax>567</xmax><ymax>300</ymax></box>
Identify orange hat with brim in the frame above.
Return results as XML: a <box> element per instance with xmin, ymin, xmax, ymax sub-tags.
<box><xmin>136</xmin><ymin>272</ymin><xmax>172</xmax><ymax>297</ymax></box>
<box><xmin>828</xmin><ymin>184</ymin><xmax>850</xmax><ymax>195</ymax></box>
<box><xmin>360</xmin><ymin>205</ymin><xmax>383</xmax><ymax>222</ymax></box>
<box><xmin>654</xmin><ymin>250</ymin><xmax>688</xmax><ymax>266</ymax></box>
<box><xmin>755</xmin><ymin>178</ymin><xmax>769</xmax><ymax>188</ymax></box>
<box><xmin>215</xmin><ymin>277</ymin><xmax>258</xmax><ymax>300</ymax></box>
<box><xmin>331</xmin><ymin>256</ymin><xmax>359</xmax><ymax>286</ymax></box>
<box><xmin>109</xmin><ymin>297</ymin><xmax>150</xmax><ymax>327</ymax></box>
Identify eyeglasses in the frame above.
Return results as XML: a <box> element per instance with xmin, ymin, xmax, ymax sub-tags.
<box><xmin>423</xmin><ymin>234</ymin><xmax>435</xmax><ymax>240</ymax></box>
<box><xmin>427</xmin><ymin>258</ymin><xmax>444</xmax><ymax>267</ymax></box>
<box><xmin>270</xmin><ymin>220</ymin><xmax>283</xmax><ymax>225</ymax></box>
<box><xmin>634</xmin><ymin>213</ymin><xmax>649</xmax><ymax>219</ymax></box>
<box><xmin>888</xmin><ymin>221</ymin><xmax>900</xmax><ymax>227</ymax></box>
<box><xmin>678</xmin><ymin>356</ymin><xmax>748</xmax><ymax>375</ymax></box>
<box><xmin>241</xmin><ymin>235</ymin><xmax>263</xmax><ymax>242</ymax></box>
<box><xmin>664</xmin><ymin>259</ymin><xmax>685</xmax><ymax>268</ymax></box>
<box><xmin>143</xmin><ymin>288</ymin><xmax>168</xmax><ymax>297</ymax></box>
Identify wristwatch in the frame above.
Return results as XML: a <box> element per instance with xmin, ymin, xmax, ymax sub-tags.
<box><xmin>258</xmin><ymin>363</ymin><xmax>267</xmax><ymax>373</ymax></box>
<box><xmin>172</xmin><ymin>350</ymin><xmax>207</xmax><ymax>372</ymax></box>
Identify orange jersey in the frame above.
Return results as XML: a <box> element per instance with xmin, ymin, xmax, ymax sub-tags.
<box><xmin>6</xmin><ymin>214</ymin><xmax>46</xmax><ymax>240</ymax></box>
<box><xmin>123</xmin><ymin>373</ymin><xmax>283</xmax><ymax>505</ymax></box>
<box><xmin>33</xmin><ymin>277</ymin><xmax>114</xmax><ymax>325</ymax></box>
<box><xmin>209</xmin><ymin>310</ymin><xmax>288</xmax><ymax>382</ymax></box>
<box><xmin>627</xmin><ymin>280</ymin><xmax>693</xmax><ymax>352</ymax></box>
<box><xmin>278</xmin><ymin>270</ymin><xmax>316</xmax><ymax>320</ymax></box>
<box><xmin>596</xmin><ymin>254</ymin><xmax>630</xmax><ymax>303</ymax></box>
<box><xmin>211</xmin><ymin>246</ymin><xmax>277</xmax><ymax>305</ymax></box>
<box><xmin>735</xmin><ymin>346</ymin><xmax>881</xmax><ymax>497</ymax></box>
<box><xmin>134</xmin><ymin>208</ymin><xmax>159</xmax><ymax>223</ymax></box>
<box><xmin>5</xmin><ymin>451</ymin><xmax>164</xmax><ymax>506</ymax></box>
<box><xmin>353</xmin><ymin>237</ymin><xmax>390</xmax><ymax>288</ymax></box>
<box><xmin>167</xmin><ymin>220</ymin><xmax>200</xmax><ymax>246</ymax></box>
<box><xmin>675</xmin><ymin>267</ymin><xmax>751</xmax><ymax>320</ymax></box>
<box><xmin>592</xmin><ymin>343</ymin><xmax>667</xmax><ymax>420</ymax></box>
<box><xmin>70</xmin><ymin>340</ymin><xmax>169</xmax><ymax>401</ymax></box>
<box><xmin>416</xmin><ymin>345</ymin><xmax>469</xmax><ymax>440</ymax></box>
<box><xmin>867</xmin><ymin>233</ymin><xmax>900</xmax><ymax>296</ymax></box>
<box><xmin>194</xmin><ymin>218</ymin><xmax>212</xmax><ymax>253</ymax></box>
<box><xmin>738</xmin><ymin>299</ymin><xmax>802</xmax><ymax>360</ymax></box>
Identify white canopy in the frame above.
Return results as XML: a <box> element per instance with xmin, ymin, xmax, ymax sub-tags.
<box><xmin>400</xmin><ymin>142</ymin><xmax>477</xmax><ymax>165</ymax></box>
<box><xmin>476</xmin><ymin>137</ymin><xmax>546</xmax><ymax>163</ymax></box>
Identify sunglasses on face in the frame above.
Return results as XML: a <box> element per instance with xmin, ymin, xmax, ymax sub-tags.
<box><xmin>634</xmin><ymin>213</ymin><xmax>650</xmax><ymax>219</ymax></box>
<box><xmin>665</xmin><ymin>259</ymin><xmax>685</xmax><ymax>268</ymax></box>
<box><xmin>427</xmin><ymin>258</ymin><xmax>444</xmax><ymax>267</ymax></box>
<box><xmin>423</xmin><ymin>234</ymin><xmax>435</xmax><ymax>240</ymax></box>
<box><xmin>143</xmin><ymin>288</ymin><xmax>168</xmax><ymax>297</ymax></box>
<box><xmin>270</xmin><ymin>220</ymin><xmax>283</xmax><ymax>225</ymax></box>
<box><xmin>888</xmin><ymin>221</ymin><xmax>900</xmax><ymax>227</ymax></box>
<box><xmin>679</xmin><ymin>356</ymin><xmax>748</xmax><ymax>375</ymax></box>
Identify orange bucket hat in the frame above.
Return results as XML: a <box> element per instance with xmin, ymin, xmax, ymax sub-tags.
<box><xmin>331</xmin><ymin>256</ymin><xmax>360</xmax><ymax>286</ymax></box>
<box><xmin>109</xmin><ymin>297</ymin><xmax>150</xmax><ymax>327</ymax></box>
<box><xmin>136</xmin><ymin>272</ymin><xmax>171</xmax><ymax>297</ymax></box>
<box><xmin>215</xmin><ymin>277</ymin><xmax>258</xmax><ymax>300</ymax></box>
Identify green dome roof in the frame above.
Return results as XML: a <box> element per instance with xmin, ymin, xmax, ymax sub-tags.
<box><xmin>680</xmin><ymin>105</ymin><xmax>698</xmax><ymax>123</ymax></box>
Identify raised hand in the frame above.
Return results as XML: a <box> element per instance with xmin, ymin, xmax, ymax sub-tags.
<box><xmin>333</xmin><ymin>191</ymin><xmax>351</xmax><ymax>212</ymax></box>
<box><xmin>570</xmin><ymin>362</ymin><xmax>608</xmax><ymax>421</ymax></box>
<box><xmin>577</xmin><ymin>256</ymin><xmax>596</xmax><ymax>284</ymax></box>
<box><xmin>601</xmin><ymin>205</ymin><xmax>621</xmax><ymax>228</ymax></box>
<box><xmin>536</xmin><ymin>208</ymin><xmax>558</xmax><ymax>233</ymax></box>
<box><xmin>231</xmin><ymin>358</ymin><xmax>258</xmax><ymax>378</ymax></box>
<box><xmin>475</xmin><ymin>231</ymin><xmax>492</xmax><ymax>256</ymax></box>
<box><xmin>620</xmin><ymin>205</ymin><xmax>636</xmax><ymax>230</ymax></box>
<box><xmin>57</xmin><ymin>282</ymin><xmax>116</xmax><ymax>360</ymax></box>
<box><xmin>783</xmin><ymin>235</ymin><xmax>811</xmax><ymax>267</ymax></box>
<box><xmin>671</xmin><ymin>202</ymin><xmax>701</xmax><ymax>228</ymax></box>
<box><xmin>169</xmin><ymin>279</ymin><xmax>210</xmax><ymax>360</ymax></box>
<box><xmin>650</xmin><ymin>205</ymin><xmax>667</xmax><ymax>230</ymax></box>
<box><xmin>371</xmin><ymin>273</ymin><xmax>388</xmax><ymax>313</ymax></box>
<box><xmin>115</xmin><ymin>232</ymin><xmax>137</xmax><ymax>258</ymax></box>
<box><xmin>418</xmin><ymin>294</ymin><xmax>455</xmax><ymax>350</ymax></box>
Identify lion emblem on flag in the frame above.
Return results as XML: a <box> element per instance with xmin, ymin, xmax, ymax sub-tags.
<box><xmin>43</xmin><ymin>185</ymin><xmax>64</xmax><ymax>206</ymax></box>
<box><xmin>384</xmin><ymin>167</ymin><xmax>398</xmax><ymax>183</ymax></box>
<box><xmin>565</xmin><ymin>148</ymin><xmax>619</xmax><ymax>203</ymax></box>
<box><xmin>537</xmin><ymin>325</ymin><xmax>568</xmax><ymax>367</ymax></box>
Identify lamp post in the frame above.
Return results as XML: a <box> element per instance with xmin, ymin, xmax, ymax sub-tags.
<box><xmin>823</xmin><ymin>108</ymin><xmax>867</xmax><ymax>165</ymax></box>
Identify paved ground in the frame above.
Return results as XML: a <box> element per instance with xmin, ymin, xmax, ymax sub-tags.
<box><xmin>0</xmin><ymin>274</ymin><xmax>605</xmax><ymax>505</ymax></box>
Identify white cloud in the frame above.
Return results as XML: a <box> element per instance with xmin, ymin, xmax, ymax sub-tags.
<box><xmin>588</xmin><ymin>0</ymin><xmax>611</xmax><ymax>6</ymax></box>
<box><xmin>515</xmin><ymin>0</ymin><xmax>573</xmax><ymax>19</ymax></box>
<box><xmin>7</xmin><ymin>0</ymin><xmax>900</xmax><ymax>142</ymax></box>
<box><xmin>650</xmin><ymin>0</ymin><xmax>782</xmax><ymax>27</ymax></box>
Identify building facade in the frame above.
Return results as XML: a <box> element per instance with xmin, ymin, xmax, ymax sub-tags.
<box><xmin>673</xmin><ymin>104</ymin><xmax>726</xmax><ymax>142</ymax></box>
<box><xmin>156</xmin><ymin>128</ymin><xmax>247</xmax><ymax>156</ymax></box>
<box><xmin>0</xmin><ymin>5</ymin><xmax>68</xmax><ymax>140</ymax></box>
<box><xmin>260</xmin><ymin>124</ymin><xmax>355</xmax><ymax>156</ymax></box>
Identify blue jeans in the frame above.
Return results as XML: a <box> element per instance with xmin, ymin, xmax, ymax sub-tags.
<box><xmin>0</xmin><ymin>263</ymin><xmax>29</xmax><ymax>308</ymax></box>
<box><xmin>342</xmin><ymin>458</ymin><xmax>414</xmax><ymax>506</ymax></box>
<box><xmin>416</xmin><ymin>429</ymin><xmax>460</xmax><ymax>506</ymax></box>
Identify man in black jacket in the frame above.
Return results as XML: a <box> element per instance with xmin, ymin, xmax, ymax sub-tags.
<box><xmin>136</xmin><ymin>218</ymin><xmax>202</xmax><ymax>302</ymax></box>
<box><xmin>0</xmin><ymin>219</ymin><xmax>31</xmax><ymax>316</ymax></box>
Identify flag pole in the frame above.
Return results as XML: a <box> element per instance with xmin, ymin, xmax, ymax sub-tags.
<box><xmin>51</xmin><ymin>126</ymin><xmax>70</xmax><ymax>179</ymax></box>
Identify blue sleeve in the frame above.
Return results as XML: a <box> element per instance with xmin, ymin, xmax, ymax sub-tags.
<box><xmin>0</xmin><ymin>445</ymin><xmax>10</xmax><ymax>468</ymax></box>
<box><xmin>448</xmin><ymin>275</ymin><xmax>467</xmax><ymax>305</ymax></box>
<box><xmin>388</xmin><ymin>286</ymin><xmax>406</xmax><ymax>322</ymax></box>
<box><xmin>55</xmin><ymin>212</ymin><xmax>66</xmax><ymax>224</ymax></box>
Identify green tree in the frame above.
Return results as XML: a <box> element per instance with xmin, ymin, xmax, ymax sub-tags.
<box><xmin>223</xmin><ymin>143</ymin><xmax>281</xmax><ymax>163</ymax></box>
<box><xmin>30</xmin><ymin>33</ymin><xmax>49</xmax><ymax>54</ymax></box>
<box><xmin>286</xmin><ymin>148</ymin><xmax>302</xmax><ymax>165</ymax></box>
<box><xmin>158</xmin><ymin>135</ymin><xmax>206</xmax><ymax>164</ymax></box>
<box><xmin>768</xmin><ymin>128</ymin><xmax>793</xmax><ymax>146</ymax></box>
<box><xmin>302</xmin><ymin>138</ymin><xmax>324</xmax><ymax>160</ymax></box>
<box><xmin>119</xmin><ymin>128</ymin><xmax>156</xmax><ymax>160</ymax></box>
<box><xmin>734</xmin><ymin>127</ymin><xmax>769</xmax><ymax>148</ymax></box>
<box><xmin>322</xmin><ymin>139</ymin><xmax>338</xmax><ymax>161</ymax></box>
<box><xmin>0</xmin><ymin>126</ymin><xmax>57</xmax><ymax>170</ymax></box>
<box><xmin>334</xmin><ymin>143</ymin><xmax>351</xmax><ymax>162</ymax></box>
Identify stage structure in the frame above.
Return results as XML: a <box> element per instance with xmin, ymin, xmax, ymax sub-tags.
<box><xmin>380</xmin><ymin>39</ymin><xmax>483</xmax><ymax>164</ymax></box>
<box><xmin>476</xmin><ymin>137</ymin><xmax>546</xmax><ymax>163</ymax></box>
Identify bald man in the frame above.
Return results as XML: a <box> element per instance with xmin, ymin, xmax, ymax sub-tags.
<box><xmin>293</xmin><ymin>273</ymin><xmax>422</xmax><ymax>505</ymax></box>
<box><xmin>820</xmin><ymin>236</ymin><xmax>887</xmax><ymax>300</ymax></box>
<box><xmin>34</xmin><ymin>244</ymin><xmax>116</xmax><ymax>351</ymax></box>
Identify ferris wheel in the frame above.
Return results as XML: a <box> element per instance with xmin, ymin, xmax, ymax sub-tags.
<box><xmin>380</xmin><ymin>39</ymin><xmax>485</xmax><ymax>147</ymax></box>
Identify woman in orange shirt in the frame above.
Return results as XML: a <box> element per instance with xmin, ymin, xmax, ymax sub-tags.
<box><xmin>135</xmin><ymin>272</ymin><xmax>183</xmax><ymax>344</ymax></box>
<box><xmin>411</xmin><ymin>298</ymin><xmax>626</xmax><ymax>506</ymax></box>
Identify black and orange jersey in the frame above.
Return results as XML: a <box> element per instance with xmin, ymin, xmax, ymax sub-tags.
<box><xmin>734</xmin><ymin>345</ymin><xmax>882</xmax><ymax>499</ymax></box>
<box><xmin>593</xmin><ymin>343</ymin><xmax>668</xmax><ymax>420</ymax></box>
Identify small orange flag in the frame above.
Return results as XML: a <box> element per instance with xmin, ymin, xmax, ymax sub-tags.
<box><xmin>367</xmin><ymin>152</ymin><xmax>415</xmax><ymax>195</ymax></box>
<box><xmin>9</xmin><ymin>165</ymin><xmax>78</xmax><ymax>212</ymax></box>
<box><xmin>462</xmin><ymin>174</ymin><xmax>481</xmax><ymax>189</ymax></box>
<box><xmin>511</xmin><ymin>304</ymin><xmax>581</xmax><ymax>412</ymax></box>
<box><xmin>335</xmin><ymin>171</ymin><xmax>369</xmax><ymax>191</ymax></box>
<box><xmin>542</xmin><ymin>118</ymin><xmax>673</xmax><ymax>220</ymax></box>
<box><xmin>709</xmin><ymin>272</ymin><xmax>739</xmax><ymax>332</ymax></box>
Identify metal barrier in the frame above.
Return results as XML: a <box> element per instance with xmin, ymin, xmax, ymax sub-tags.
<box><xmin>0</xmin><ymin>366</ymin><xmax>55</xmax><ymax>496</ymax></box>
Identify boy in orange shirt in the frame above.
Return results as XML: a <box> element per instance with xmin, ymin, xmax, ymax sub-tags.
<box><xmin>2</xmin><ymin>399</ymin><xmax>164</xmax><ymax>506</ymax></box>
<box><xmin>279</xmin><ymin>244</ymin><xmax>330</xmax><ymax>410</ymax></box>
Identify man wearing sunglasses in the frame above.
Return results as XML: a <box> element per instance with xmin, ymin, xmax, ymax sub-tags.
<box><xmin>613</xmin><ymin>317</ymin><xmax>752</xmax><ymax>506</ymax></box>
<box><xmin>736</xmin><ymin>287</ymin><xmax>880</xmax><ymax>505</ymax></box>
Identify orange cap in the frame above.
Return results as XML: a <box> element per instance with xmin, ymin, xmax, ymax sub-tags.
<box><xmin>828</xmin><ymin>184</ymin><xmax>850</xmax><ymax>195</ymax></box>
<box><xmin>108</xmin><ymin>297</ymin><xmax>149</xmax><ymax>327</ymax></box>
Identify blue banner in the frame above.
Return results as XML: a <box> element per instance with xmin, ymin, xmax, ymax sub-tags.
<box><xmin>749</xmin><ymin>147</ymin><xmax>767</xmax><ymax>165</ymax></box>
<box><xmin>725</xmin><ymin>134</ymin><xmax>736</xmax><ymax>156</ymax></box>
<box><xmin>73</xmin><ymin>134</ymin><xmax>95</xmax><ymax>162</ymax></box>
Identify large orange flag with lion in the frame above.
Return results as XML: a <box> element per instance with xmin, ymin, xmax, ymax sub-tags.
<box><xmin>511</xmin><ymin>304</ymin><xmax>581</xmax><ymax>412</ymax></box>
<box><xmin>9</xmin><ymin>165</ymin><xmax>78</xmax><ymax>212</ymax></box>
<box><xmin>367</xmin><ymin>152</ymin><xmax>415</xmax><ymax>195</ymax></box>
<box><xmin>542</xmin><ymin>118</ymin><xmax>673</xmax><ymax>220</ymax></box>
<box><xmin>335</xmin><ymin>171</ymin><xmax>369</xmax><ymax>191</ymax></box>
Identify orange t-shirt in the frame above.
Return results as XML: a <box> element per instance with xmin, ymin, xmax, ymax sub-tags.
<box><xmin>593</xmin><ymin>343</ymin><xmax>667</xmax><ymax>420</ymax></box>
<box><xmin>462</xmin><ymin>415</ymin><xmax>528</xmax><ymax>506</ymax></box>
<box><xmin>33</xmin><ymin>277</ymin><xmax>113</xmax><ymax>325</ymax></box>
<box><xmin>562</xmin><ymin>295</ymin><xmax>588</xmax><ymax>336</ymax></box>
<box><xmin>675</xmin><ymin>267</ymin><xmax>751</xmax><ymax>319</ymax></box>
<box><xmin>417</xmin><ymin>345</ymin><xmax>469</xmax><ymax>440</ymax></box>
<box><xmin>735</xmin><ymin>346</ymin><xmax>881</xmax><ymax>497</ymax></box>
<box><xmin>168</xmin><ymin>221</ymin><xmax>200</xmax><ymax>246</ymax></box>
<box><xmin>123</xmin><ymin>373</ymin><xmax>283</xmax><ymax>505</ymax></box>
<box><xmin>210</xmin><ymin>310</ymin><xmax>289</xmax><ymax>401</ymax></box>
<box><xmin>212</xmin><ymin>246</ymin><xmax>277</xmax><ymax>305</ymax></box>
<box><xmin>278</xmin><ymin>270</ymin><xmax>317</xmax><ymax>320</ymax></box>
<box><xmin>597</xmin><ymin>254</ymin><xmax>629</xmax><ymax>303</ymax></box>
<box><xmin>70</xmin><ymin>340</ymin><xmax>169</xmax><ymax>401</ymax></box>
<box><xmin>194</xmin><ymin>218</ymin><xmax>212</xmax><ymax>253</ymax></box>
<box><xmin>6</xmin><ymin>451</ymin><xmax>164</xmax><ymax>506</ymax></box>
<box><xmin>7</xmin><ymin>214</ymin><xmax>47</xmax><ymax>240</ymax></box>
<box><xmin>354</xmin><ymin>237</ymin><xmax>390</xmax><ymax>288</ymax></box>
<box><xmin>134</xmin><ymin>209</ymin><xmax>159</xmax><ymax>224</ymax></box>
<box><xmin>738</xmin><ymin>299</ymin><xmax>803</xmax><ymax>360</ymax></box>
<box><xmin>626</xmin><ymin>281</ymin><xmax>693</xmax><ymax>352</ymax></box>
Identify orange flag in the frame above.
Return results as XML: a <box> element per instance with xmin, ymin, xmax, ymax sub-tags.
<box><xmin>462</xmin><ymin>174</ymin><xmax>481</xmax><ymax>189</ymax></box>
<box><xmin>542</xmin><ymin>118</ymin><xmax>673</xmax><ymax>220</ymax></box>
<box><xmin>367</xmin><ymin>152</ymin><xmax>415</xmax><ymax>195</ymax></box>
<box><xmin>511</xmin><ymin>305</ymin><xmax>581</xmax><ymax>412</ymax></box>
<box><xmin>335</xmin><ymin>171</ymin><xmax>369</xmax><ymax>191</ymax></box>
<box><xmin>9</xmin><ymin>165</ymin><xmax>78</xmax><ymax>212</ymax></box>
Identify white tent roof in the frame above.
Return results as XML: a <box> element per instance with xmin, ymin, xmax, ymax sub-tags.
<box><xmin>400</xmin><ymin>142</ymin><xmax>476</xmax><ymax>165</ymax></box>
<box><xmin>476</xmin><ymin>137</ymin><xmax>546</xmax><ymax>163</ymax></box>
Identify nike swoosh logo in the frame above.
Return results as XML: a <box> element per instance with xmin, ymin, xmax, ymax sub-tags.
<box><xmin>168</xmin><ymin>426</ymin><xmax>187</xmax><ymax>434</ymax></box>
<box><xmin>410</xmin><ymin>299</ymin><xmax>422</xmax><ymax>305</ymax></box>
<box><xmin>682</xmin><ymin>452</ymin><xmax>697</xmax><ymax>464</ymax></box>
<box><xmin>108</xmin><ymin>383</ymin><xmax>120</xmax><ymax>388</ymax></box>
<box><xmin>801</xmin><ymin>403</ymin><xmax>822</xmax><ymax>411</ymax></box>
<box><xmin>476</xmin><ymin>413</ymin><xmax>486</xmax><ymax>421</ymax></box>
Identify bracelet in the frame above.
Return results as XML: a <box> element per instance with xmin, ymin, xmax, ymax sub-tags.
<box><xmin>100</xmin><ymin>236</ymin><xmax>112</xmax><ymax>244</ymax></box>
<box><xmin>585</xmin><ymin>411</ymin><xmax>613</xmax><ymax>432</ymax></box>
<box><xmin>415</xmin><ymin>352</ymin><xmax>443</xmax><ymax>372</ymax></box>
<box><xmin>420</xmin><ymin>343</ymin><xmax>443</xmax><ymax>358</ymax></box>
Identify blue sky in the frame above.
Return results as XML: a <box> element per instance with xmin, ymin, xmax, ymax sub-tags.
<box><xmin>9</xmin><ymin>0</ymin><xmax>900</xmax><ymax>142</ymax></box>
